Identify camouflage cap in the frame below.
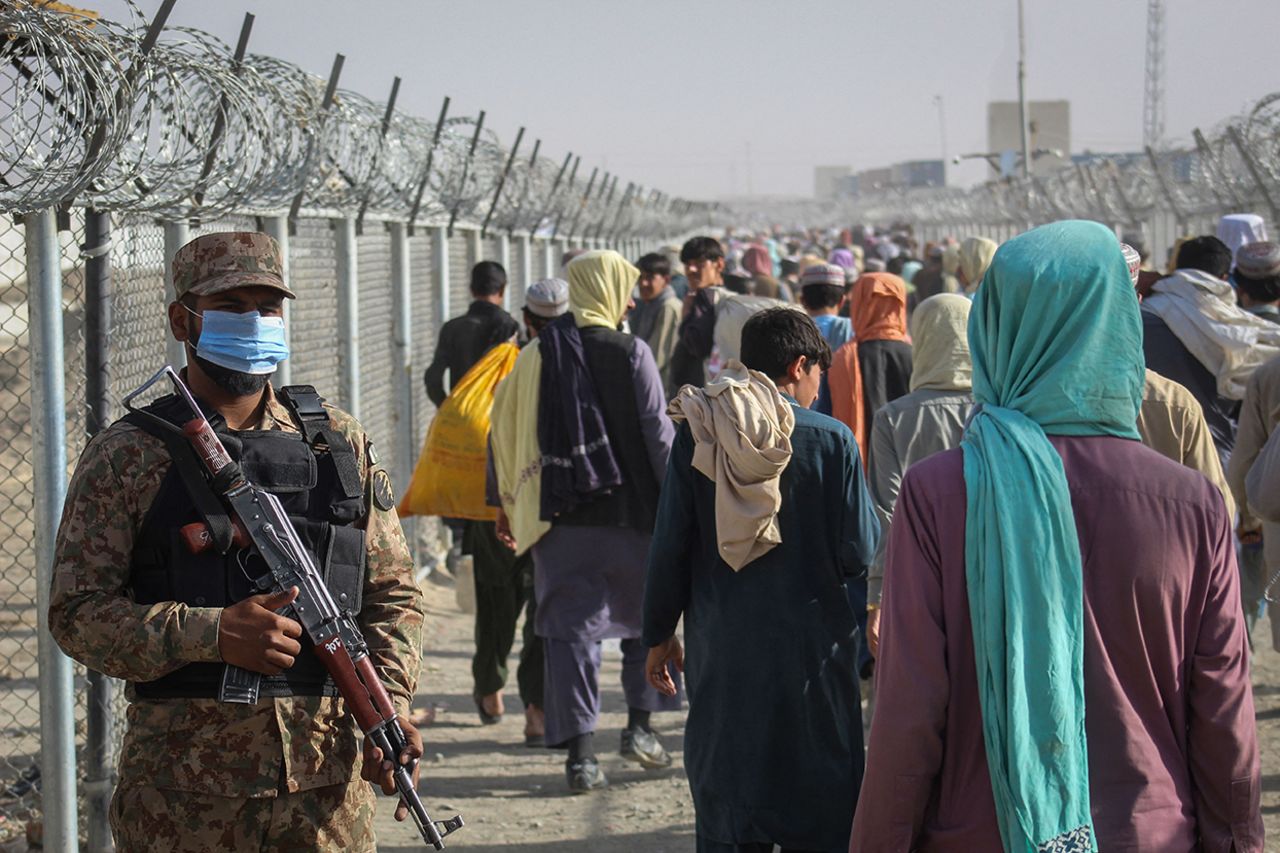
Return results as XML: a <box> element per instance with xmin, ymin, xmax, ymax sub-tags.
<box><xmin>172</xmin><ymin>232</ymin><xmax>294</xmax><ymax>300</ymax></box>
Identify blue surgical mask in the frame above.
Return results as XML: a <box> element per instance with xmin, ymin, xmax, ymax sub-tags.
<box><xmin>187</xmin><ymin>308</ymin><xmax>289</xmax><ymax>375</ymax></box>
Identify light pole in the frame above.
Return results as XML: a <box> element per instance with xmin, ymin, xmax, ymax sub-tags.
<box><xmin>1017</xmin><ymin>0</ymin><xmax>1032</xmax><ymax>179</ymax></box>
<box><xmin>933</xmin><ymin>94</ymin><xmax>948</xmax><ymax>184</ymax></box>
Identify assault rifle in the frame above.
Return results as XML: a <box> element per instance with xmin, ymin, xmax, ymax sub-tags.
<box><xmin>124</xmin><ymin>366</ymin><xmax>463</xmax><ymax>850</ymax></box>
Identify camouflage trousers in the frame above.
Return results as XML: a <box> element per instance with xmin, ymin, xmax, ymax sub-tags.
<box><xmin>109</xmin><ymin>780</ymin><xmax>377</xmax><ymax>852</ymax></box>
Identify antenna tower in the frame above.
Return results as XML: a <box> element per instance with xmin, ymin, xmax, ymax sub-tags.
<box><xmin>1143</xmin><ymin>0</ymin><xmax>1165</xmax><ymax>148</ymax></box>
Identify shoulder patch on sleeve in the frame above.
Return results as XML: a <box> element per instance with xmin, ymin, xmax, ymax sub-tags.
<box><xmin>371</xmin><ymin>468</ymin><xmax>396</xmax><ymax>512</ymax></box>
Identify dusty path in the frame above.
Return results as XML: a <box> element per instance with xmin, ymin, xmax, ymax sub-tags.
<box><xmin>377</xmin><ymin>573</ymin><xmax>1280</xmax><ymax>852</ymax></box>
<box><xmin>373</xmin><ymin>575</ymin><xmax>696</xmax><ymax>852</ymax></box>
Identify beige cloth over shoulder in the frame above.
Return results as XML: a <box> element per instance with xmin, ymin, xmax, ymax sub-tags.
<box><xmin>668</xmin><ymin>360</ymin><xmax>795</xmax><ymax>570</ymax></box>
<box><xmin>1137</xmin><ymin>369</ymin><xmax>1235</xmax><ymax>518</ymax></box>
<box><xmin>1144</xmin><ymin>269</ymin><xmax>1280</xmax><ymax>399</ymax></box>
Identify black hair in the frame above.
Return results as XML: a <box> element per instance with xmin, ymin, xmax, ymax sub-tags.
<box><xmin>724</xmin><ymin>272</ymin><xmax>750</xmax><ymax>294</ymax></box>
<box><xmin>522</xmin><ymin>307</ymin><xmax>555</xmax><ymax>337</ymax></box>
<box><xmin>1237</xmin><ymin>271</ymin><xmax>1280</xmax><ymax>305</ymax></box>
<box><xmin>636</xmin><ymin>252</ymin><xmax>671</xmax><ymax>277</ymax></box>
<box><xmin>800</xmin><ymin>283</ymin><xmax>844</xmax><ymax>310</ymax></box>
<box><xmin>470</xmin><ymin>260</ymin><xmax>507</xmax><ymax>297</ymax></box>
<box><xmin>885</xmin><ymin>256</ymin><xmax>908</xmax><ymax>276</ymax></box>
<box><xmin>740</xmin><ymin>308</ymin><xmax>832</xmax><ymax>381</ymax></box>
<box><xmin>1175</xmin><ymin>236</ymin><xmax>1232</xmax><ymax>279</ymax></box>
<box><xmin>779</xmin><ymin>258</ymin><xmax>800</xmax><ymax>277</ymax></box>
<box><xmin>680</xmin><ymin>236</ymin><xmax>724</xmax><ymax>264</ymax></box>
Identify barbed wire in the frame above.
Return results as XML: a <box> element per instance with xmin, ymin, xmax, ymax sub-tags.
<box><xmin>726</xmin><ymin>93</ymin><xmax>1280</xmax><ymax>235</ymax></box>
<box><xmin>0</xmin><ymin>3</ymin><xmax>131</xmax><ymax>212</ymax></box>
<box><xmin>0</xmin><ymin>2</ymin><xmax>716</xmax><ymax>237</ymax></box>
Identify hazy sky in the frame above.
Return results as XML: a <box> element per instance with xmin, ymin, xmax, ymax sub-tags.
<box><xmin>106</xmin><ymin>0</ymin><xmax>1280</xmax><ymax>199</ymax></box>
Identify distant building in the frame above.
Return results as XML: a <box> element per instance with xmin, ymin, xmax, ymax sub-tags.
<box><xmin>892</xmin><ymin>160</ymin><xmax>946</xmax><ymax>189</ymax></box>
<box><xmin>814</xmin><ymin>165</ymin><xmax>852</xmax><ymax>199</ymax></box>
<box><xmin>987</xmin><ymin>100</ymin><xmax>1071</xmax><ymax>177</ymax></box>
<box><xmin>842</xmin><ymin>161</ymin><xmax>944</xmax><ymax>196</ymax></box>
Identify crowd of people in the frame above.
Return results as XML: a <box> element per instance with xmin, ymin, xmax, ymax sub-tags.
<box><xmin>42</xmin><ymin>211</ymin><xmax>1280</xmax><ymax>851</ymax></box>
<box><xmin>429</xmin><ymin>214</ymin><xmax>1279</xmax><ymax>851</ymax></box>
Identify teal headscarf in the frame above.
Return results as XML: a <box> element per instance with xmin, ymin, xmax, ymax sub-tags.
<box><xmin>963</xmin><ymin>220</ymin><xmax>1144</xmax><ymax>853</ymax></box>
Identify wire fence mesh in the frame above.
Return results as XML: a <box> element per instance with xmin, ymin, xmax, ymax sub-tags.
<box><xmin>0</xmin><ymin>206</ymin><xmax>644</xmax><ymax>849</ymax></box>
<box><xmin>0</xmin><ymin>218</ymin><xmax>39</xmax><ymax>848</ymax></box>
<box><xmin>0</xmin><ymin>212</ymin><xmax>90</xmax><ymax>847</ymax></box>
<box><xmin>0</xmin><ymin>2</ymin><xmax>692</xmax><ymax>848</ymax></box>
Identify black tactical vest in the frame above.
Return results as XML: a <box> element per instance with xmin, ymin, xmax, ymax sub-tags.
<box><xmin>125</xmin><ymin>386</ymin><xmax>366</xmax><ymax>700</ymax></box>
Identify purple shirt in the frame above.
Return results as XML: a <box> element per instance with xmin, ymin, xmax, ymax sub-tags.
<box><xmin>852</xmin><ymin>435</ymin><xmax>1262</xmax><ymax>852</ymax></box>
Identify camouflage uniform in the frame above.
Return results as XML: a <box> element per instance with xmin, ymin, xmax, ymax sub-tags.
<box><xmin>48</xmin><ymin>232</ymin><xmax>424</xmax><ymax>852</ymax></box>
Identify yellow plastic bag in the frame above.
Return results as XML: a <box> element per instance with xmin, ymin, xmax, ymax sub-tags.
<box><xmin>399</xmin><ymin>342</ymin><xmax>519</xmax><ymax>520</ymax></box>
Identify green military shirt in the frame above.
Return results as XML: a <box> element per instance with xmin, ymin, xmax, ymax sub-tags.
<box><xmin>49</xmin><ymin>384</ymin><xmax>425</xmax><ymax>798</ymax></box>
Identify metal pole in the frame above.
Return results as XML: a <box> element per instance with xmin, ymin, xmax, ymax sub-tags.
<box><xmin>538</xmin><ymin>151</ymin><xmax>573</xmax><ymax>238</ymax></box>
<box><xmin>407</xmin><ymin>95</ymin><xmax>451</xmax><ymax>233</ymax></box>
<box><xmin>82</xmin><ymin>209</ymin><xmax>116</xmax><ymax>853</ymax></box>
<box><xmin>1227</xmin><ymin>125</ymin><xmax>1280</xmax><ymax>227</ymax></box>
<box><xmin>84</xmin><ymin>211</ymin><xmax>111</xmax><ymax>435</ymax></box>
<box><xmin>1194</xmin><ymin>128</ymin><xmax>1244</xmax><ymax>208</ymax></box>
<box><xmin>447</xmin><ymin>111</ymin><xmax>487</xmax><ymax>237</ymax></box>
<box><xmin>498</xmin><ymin>233</ymin><xmax>512</xmax><ymax>312</ymax></box>
<box><xmin>334</xmin><ymin>217</ymin><xmax>360</xmax><ymax>417</ymax></box>
<box><xmin>288</xmin><ymin>54</ymin><xmax>345</xmax><ymax>225</ymax></box>
<box><xmin>433</xmin><ymin>225</ymin><xmax>451</xmax><ymax>322</ymax></box>
<box><xmin>541</xmin><ymin>237</ymin><xmax>554</xmax><ymax>278</ymax></box>
<box><xmin>506</xmin><ymin>138</ymin><xmax>541</xmax><ymax>239</ymax></box>
<box><xmin>934</xmin><ymin>94</ymin><xmax>948</xmax><ymax>182</ymax></box>
<box><xmin>356</xmin><ymin>76</ymin><xmax>403</xmax><ymax>234</ymax></box>
<box><xmin>567</xmin><ymin>166</ymin><xmax>599</xmax><ymax>244</ymax></box>
<box><xmin>1145</xmin><ymin>145</ymin><xmax>1186</xmax><ymax>229</ymax></box>
<box><xmin>1017</xmin><ymin>0</ymin><xmax>1031</xmax><ymax>180</ymax></box>
<box><xmin>261</xmin><ymin>215</ymin><xmax>292</xmax><ymax>386</ymax></box>
<box><xmin>162</xmin><ymin>219</ymin><xmax>190</xmax><ymax>369</ymax></box>
<box><xmin>27</xmin><ymin>208</ymin><xmax>79</xmax><ymax>853</ymax></box>
<box><xmin>194</xmin><ymin>12</ymin><xmax>254</xmax><ymax>207</ymax></box>
<box><xmin>388</xmin><ymin>221</ymin><xmax>415</xmax><ymax>524</ymax></box>
<box><xmin>467</xmin><ymin>228</ymin><xmax>482</xmax><ymax>271</ymax></box>
<box><xmin>1106</xmin><ymin>161</ymin><xmax>1140</xmax><ymax>229</ymax></box>
<box><xmin>520</xmin><ymin>233</ymin><xmax>533</xmax><ymax>288</ymax></box>
<box><xmin>481</xmin><ymin>126</ymin><xmax>525</xmax><ymax>238</ymax></box>
<box><xmin>551</xmin><ymin>156</ymin><xmax>582</xmax><ymax>240</ymax></box>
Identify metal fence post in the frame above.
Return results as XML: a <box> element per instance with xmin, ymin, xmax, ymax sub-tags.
<box><xmin>388</xmin><ymin>221</ymin><xmax>415</xmax><ymax>544</ymax></box>
<box><xmin>519</xmin><ymin>234</ymin><xmax>533</xmax><ymax>288</ymax></box>
<box><xmin>498</xmin><ymin>234</ymin><xmax>511</xmax><ymax>311</ymax></box>
<box><xmin>27</xmin><ymin>208</ymin><xmax>80</xmax><ymax>853</ymax></box>
<box><xmin>262</xmin><ymin>215</ymin><xmax>292</xmax><ymax>386</ymax></box>
<box><xmin>433</xmin><ymin>225</ymin><xmax>450</xmax><ymax>322</ymax></box>
<box><xmin>542</xmin><ymin>237</ymin><xmax>554</xmax><ymax>279</ymax></box>
<box><xmin>83</xmin><ymin>208</ymin><xmax>116</xmax><ymax>853</ymax></box>
<box><xmin>334</xmin><ymin>217</ymin><xmax>360</xmax><ymax>418</ymax></box>
<box><xmin>162</xmin><ymin>219</ymin><xmax>189</xmax><ymax>369</ymax></box>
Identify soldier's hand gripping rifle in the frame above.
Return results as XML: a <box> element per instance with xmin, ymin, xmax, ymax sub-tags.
<box><xmin>124</xmin><ymin>366</ymin><xmax>463</xmax><ymax>850</ymax></box>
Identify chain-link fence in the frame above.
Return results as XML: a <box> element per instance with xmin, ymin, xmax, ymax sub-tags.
<box><xmin>1</xmin><ymin>3</ymin><xmax>686</xmax><ymax>850</ymax></box>
<box><xmin>0</xmin><ymin>208</ymin><xmax>663</xmax><ymax>851</ymax></box>
<box><xmin>0</xmin><ymin>211</ymin><xmax>90</xmax><ymax>848</ymax></box>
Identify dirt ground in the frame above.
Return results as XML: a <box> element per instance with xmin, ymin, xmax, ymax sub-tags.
<box><xmin>372</xmin><ymin>573</ymin><xmax>696</xmax><ymax>852</ymax></box>
<box><xmin>374</xmin><ymin>573</ymin><xmax>1280</xmax><ymax>853</ymax></box>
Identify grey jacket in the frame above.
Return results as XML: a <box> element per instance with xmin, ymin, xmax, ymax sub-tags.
<box><xmin>867</xmin><ymin>389</ymin><xmax>976</xmax><ymax>603</ymax></box>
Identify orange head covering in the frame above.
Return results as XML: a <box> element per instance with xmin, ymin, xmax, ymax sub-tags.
<box><xmin>829</xmin><ymin>273</ymin><xmax>910</xmax><ymax>466</ymax></box>
<box><xmin>848</xmin><ymin>272</ymin><xmax>909</xmax><ymax>342</ymax></box>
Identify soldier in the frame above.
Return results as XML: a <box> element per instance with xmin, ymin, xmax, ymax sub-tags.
<box><xmin>48</xmin><ymin>232</ymin><xmax>427</xmax><ymax>851</ymax></box>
